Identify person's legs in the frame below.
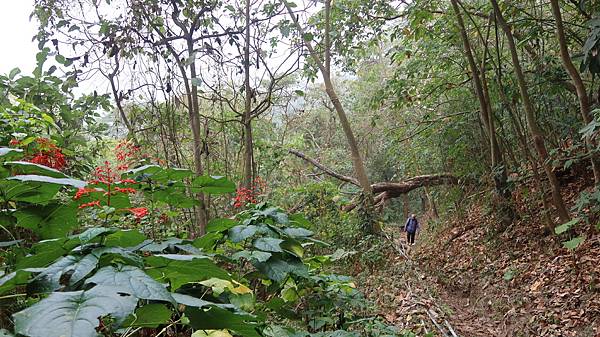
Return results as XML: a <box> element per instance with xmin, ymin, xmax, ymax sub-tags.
<box><xmin>406</xmin><ymin>231</ymin><xmax>412</xmax><ymax>244</ymax></box>
<box><xmin>408</xmin><ymin>232</ymin><xmax>415</xmax><ymax>245</ymax></box>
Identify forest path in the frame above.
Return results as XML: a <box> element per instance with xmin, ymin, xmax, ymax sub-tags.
<box><xmin>363</xmin><ymin>224</ymin><xmax>506</xmax><ymax>336</ymax></box>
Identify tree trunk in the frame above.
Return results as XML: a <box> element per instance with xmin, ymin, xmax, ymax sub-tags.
<box><xmin>549</xmin><ymin>0</ymin><xmax>600</xmax><ymax>186</ymax></box>
<box><xmin>491</xmin><ymin>0</ymin><xmax>570</xmax><ymax>222</ymax></box>
<box><xmin>242</xmin><ymin>0</ymin><xmax>254</xmax><ymax>189</ymax></box>
<box><xmin>282</xmin><ymin>0</ymin><xmax>378</xmax><ymax>233</ymax></box>
<box><xmin>450</xmin><ymin>0</ymin><xmax>514</xmax><ymax>224</ymax></box>
<box><xmin>187</xmin><ymin>38</ymin><xmax>208</xmax><ymax>236</ymax></box>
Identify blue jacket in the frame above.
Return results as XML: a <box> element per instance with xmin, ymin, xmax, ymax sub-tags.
<box><xmin>404</xmin><ymin>217</ymin><xmax>419</xmax><ymax>233</ymax></box>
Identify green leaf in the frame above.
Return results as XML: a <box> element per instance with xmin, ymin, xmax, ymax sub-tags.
<box><xmin>255</xmin><ymin>256</ymin><xmax>308</xmax><ymax>282</ymax></box>
<box><xmin>232</xmin><ymin>250</ymin><xmax>272</xmax><ymax>263</ymax></box>
<box><xmin>86</xmin><ymin>265</ymin><xmax>175</xmax><ymax>303</ymax></box>
<box><xmin>104</xmin><ymin>230</ymin><xmax>147</xmax><ymax>248</ymax></box>
<box><xmin>185</xmin><ymin>306</ymin><xmax>262</xmax><ymax>337</ymax></box>
<box><xmin>14</xmin><ymin>203</ymin><xmax>79</xmax><ymax>239</ymax></box>
<box><xmin>1</xmin><ymin>179</ymin><xmax>62</xmax><ymax>203</ymax></box>
<box><xmin>145</xmin><ymin>255</ymin><xmax>231</xmax><ymax>290</ymax></box>
<box><xmin>0</xmin><ymin>270</ymin><xmax>33</xmax><ymax>295</ymax></box>
<box><xmin>280</xmin><ymin>240</ymin><xmax>304</xmax><ymax>258</ymax></box>
<box><xmin>8</xmin><ymin>67</ymin><xmax>21</xmax><ymax>80</ymax></box>
<box><xmin>34</xmin><ymin>254</ymin><xmax>99</xmax><ymax>291</ymax></box>
<box><xmin>193</xmin><ymin>232</ymin><xmax>223</xmax><ymax>251</ymax></box>
<box><xmin>253</xmin><ymin>237</ymin><xmax>284</xmax><ymax>253</ymax></box>
<box><xmin>172</xmin><ymin>293</ymin><xmax>235</xmax><ymax>310</ymax></box>
<box><xmin>78</xmin><ymin>227</ymin><xmax>115</xmax><ymax>243</ymax></box>
<box><xmin>229</xmin><ymin>225</ymin><xmax>260</xmax><ymax>243</ymax></box>
<box><xmin>126</xmin><ymin>164</ymin><xmax>162</xmax><ymax>176</ymax></box>
<box><xmin>0</xmin><ymin>240</ymin><xmax>21</xmax><ymax>248</ymax></box>
<box><xmin>15</xmin><ymin>236</ymin><xmax>81</xmax><ymax>270</ymax></box>
<box><xmin>0</xmin><ymin>148</ymin><xmax>24</xmax><ymax>160</ymax></box>
<box><xmin>555</xmin><ymin>218</ymin><xmax>580</xmax><ymax>234</ymax></box>
<box><xmin>191</xmin><ymin>175</ymin><xmax>236</xmax><ymax>194</ymax></box>
<box><xmin>282</xmin><ymin>227</ymin><xmax>313</xmax><ymax>238</ymax></box>
<box><xmin>55</xmin><ymin>54</ymin><xmax>66</xmax><ymax>64</ymax></box>
<box><xmin>8</xmin><ymin>175</ymin><xmax>86</xmax><ymax>189</ymax></box>
<box><xmin>259</xmin><ymin>207</ymin><xmax>289</xmax><ymax>224</ymax></box>
<box><xmin>207</xmin><ymin>218</ymin><xmax>238</xmax><ymax>233</ymax></box>
<box><xmin>563</xmin><ymin>236</ymin><xmax>585</xmax><ymax>250</ymax></box>
<box><xmin>4</xmin><ymin>161</ymin><xmax>67</xmax><ymax>178</ymax></box>
<box><xmin>13</xmin><ymin>285</ymin><xmax>137</xmax><ymax>337</ymax></box>
<box><xmin>122</xmin><ymin>303</ymin><xmax>172</xmax><ymax>328</ymax></box>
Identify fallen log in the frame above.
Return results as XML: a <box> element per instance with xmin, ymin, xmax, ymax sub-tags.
<box><xmin>289</xmin><ymin>149</ymin><xmax>462</xmax><ymax>211</ymax></box>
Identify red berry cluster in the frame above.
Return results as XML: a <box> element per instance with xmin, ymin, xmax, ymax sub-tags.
<box><xmin>233</xmin><ymin>176</ymin><xmax>267</xmax><ymax>208</ymax></box>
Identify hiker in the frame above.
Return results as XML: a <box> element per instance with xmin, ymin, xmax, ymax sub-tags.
<box><xmin>404</xmin><ymin>213</ymin><xmax>419</xmax><ymax>246</ymax></box>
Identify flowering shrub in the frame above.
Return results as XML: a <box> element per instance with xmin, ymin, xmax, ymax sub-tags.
<box><xmin>11</xmin><ymin>137</ymin><xmax>67</xmax><ymax>170</ymax></box>
<box><xmin>73</xmin><ymin>140</ymin><xmax>148</xmax><ymax>219</ymax></box>
<box><xmin>233</xmin><ymin>176</ymin><xmax>267</xmax><ymax>208</ymax></box>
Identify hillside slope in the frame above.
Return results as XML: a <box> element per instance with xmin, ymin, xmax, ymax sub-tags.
<box><xmin>356</xmin><ymin>172</ymin><xmax>600</xmax><ymax>337</ymax></box>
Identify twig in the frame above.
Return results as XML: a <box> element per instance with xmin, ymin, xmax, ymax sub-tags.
<box><xmin>445</xmin><ymin>319</ymin><xmax>460</xmax><ymax>337</ymax></box>
<box><xmin>427</xmin><ymin>309</ymin><xmax>450</xmax><ymax>337</ymax></box>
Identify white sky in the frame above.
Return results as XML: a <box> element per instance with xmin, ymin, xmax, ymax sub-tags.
<box><xmin>0</xmin><ymin>0</ymin><xmax>38</xmax><ymax>76</ymax></box>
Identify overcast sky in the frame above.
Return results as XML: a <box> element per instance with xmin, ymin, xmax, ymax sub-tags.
<box><xmin>0</xmin><ymin>0</ymin><xmax>38</xmax><ymax>75</ymax></box>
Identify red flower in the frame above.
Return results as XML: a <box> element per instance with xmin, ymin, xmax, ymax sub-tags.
<box><xmin>119</xmin><ymin>179</ymin><xmax>137</xmax><ymax>184</ymax></box>
<box><xmin>9</xmin><ymin>139</ymin><xmax>20</xmax><ymax>146</ymax></box>
<box><xmin>114</xmin><ymin>187</ymin><xmax>136</xmax><ymax>194</ymax></box>
<box><xmin>25</xmin><ymin>138</ymin><xmax>67</xmax><ymax>170</ymax></box>
<box><xmin>127</xmin><ymin>207</ymin><xmax>149</xmax><ymax>219</ymax></box>
<box><xmin>73</xmin><ymin>187</ymin><xmax>96</xmax><ymax>200</ymax></box>
<box><xmin>78</xmin><ymin>200</ymin><xmax>101</xmax><ymax>209</ymax></box>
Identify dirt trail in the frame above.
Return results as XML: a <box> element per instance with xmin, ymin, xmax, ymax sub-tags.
<box><xmin>357</xmin><ymin>224</ymin><xmax>504</xmax><ymax>337</ymax></box>
<box><xmin>393</xmin><ymin>228</ymin><xmax>503</xmax><ymax>337</ymax></box>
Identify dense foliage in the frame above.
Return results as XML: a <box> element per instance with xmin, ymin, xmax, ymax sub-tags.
<box><xmin>1</xmin><ymin>0</ymin><xmax>599</xmax><ymax>335</ymax></box>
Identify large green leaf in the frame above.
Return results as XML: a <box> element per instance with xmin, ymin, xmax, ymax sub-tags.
<box><xmin>8</xmin><ymin>175</ymin><xmax>86</xmax><ymax>189</ymax></box>
<box><xmin>4</xmin><ymin>161</ymin><xmax>67</xmax><ymax>178</ymax></box>
<box><xmin>255</xmin><ymin>256</ymin><xmax>308</xmax><ymax>282</ymax></box>
<box><xmin>253</xmin><ymin>238</ymin><xmax>284</xmax><ymax>253</ymax></box>
<box><xmin>15</xmin><ymin>238</ymin><xmax>76</xmax><ymax>269</ymax></box>
<box><xmin>34</xmin><ymin>254</ymin><xmax>98</xmax><ymax>291</ymax></box>
<box><xmin>145</xmin><ymin>255</ymin><xmax>231</xmax><ymax>290</ymax></box>
<box><xmin>86</xmin><ymin>265</ymin><xmax>174</xmax><ymax>303</ymax></box>
<box><xmin>78</xmin><ymin>227</ymin><xmax>115</xmax><ymax>243</ymax></box>
<box><xmin>104</xmin><ymin>230</ymin><xmax>147</xmax><ymax>248</ymax></box>
<box><xmin>0</xmin><ymin>179</ymin><xmax>62</xmax><ymax>203</ymax></box>
<box><xmin>207</xmin><ymin>218</ymin><xmax>238</xmax><ymax>233</ymax></box>
<box><xmin>138</xmin><ymin>237</ymin><xmax>183</xmax><ymax>252</ymax></box>
<box><xmin>13</xmin><ymin>285</ymin><xmax>137</xmax><ymax>337</ymax></box>
<box><xmin>259</xmin><ymin>207</ymin><xmax>289</xmax><ymax>225</ymax></box>
<box><xmin>172</xmin><ymin>293</ymin><xmax>235</xmax><ymax>310</ymax></box>
<box><xmin>229</xmin><ymin>225</ymin><xmax>261</xmax><ymax>243</ymax></box>
<box><xmin>282</xmin><ymin>227</ymin><xmax>314</xmax><ymax>238</ymax></box>
<box><xmin>191</xmin><ymin>175</ymin><xmax>236</xmax><ymax>194</ymax></box>
<box><xmin>0</xmin><ymin>270</ymin><xmax>34</xmax><ymax>295</ymax></box>
<box><xmin>0</xmin><ymin>148</ymin><xmax>24</xmax><ymax>161</ymax></box>
<box><xmin>14</xmin><ymin>202</ymin><xmax>78</xmax><ymax>239</ymax></box>
<box><xmin>185</xmin><ymin>306</ymin><xmax>261</xmax><ymax>337</ymax></box>
<box><xmin>232</xmin><ymin>250</ymin><xmax>272</xmax><ymax>263</ymax></box>
<box><xmin>122</xmin><ymin>303</ymin><xmax>172</xmax><ymax>328</ymax></box>
<box><xmin>280</xmin><ymin>240</ymin><xmax>304</xmax><ymax>258</ymax></box>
